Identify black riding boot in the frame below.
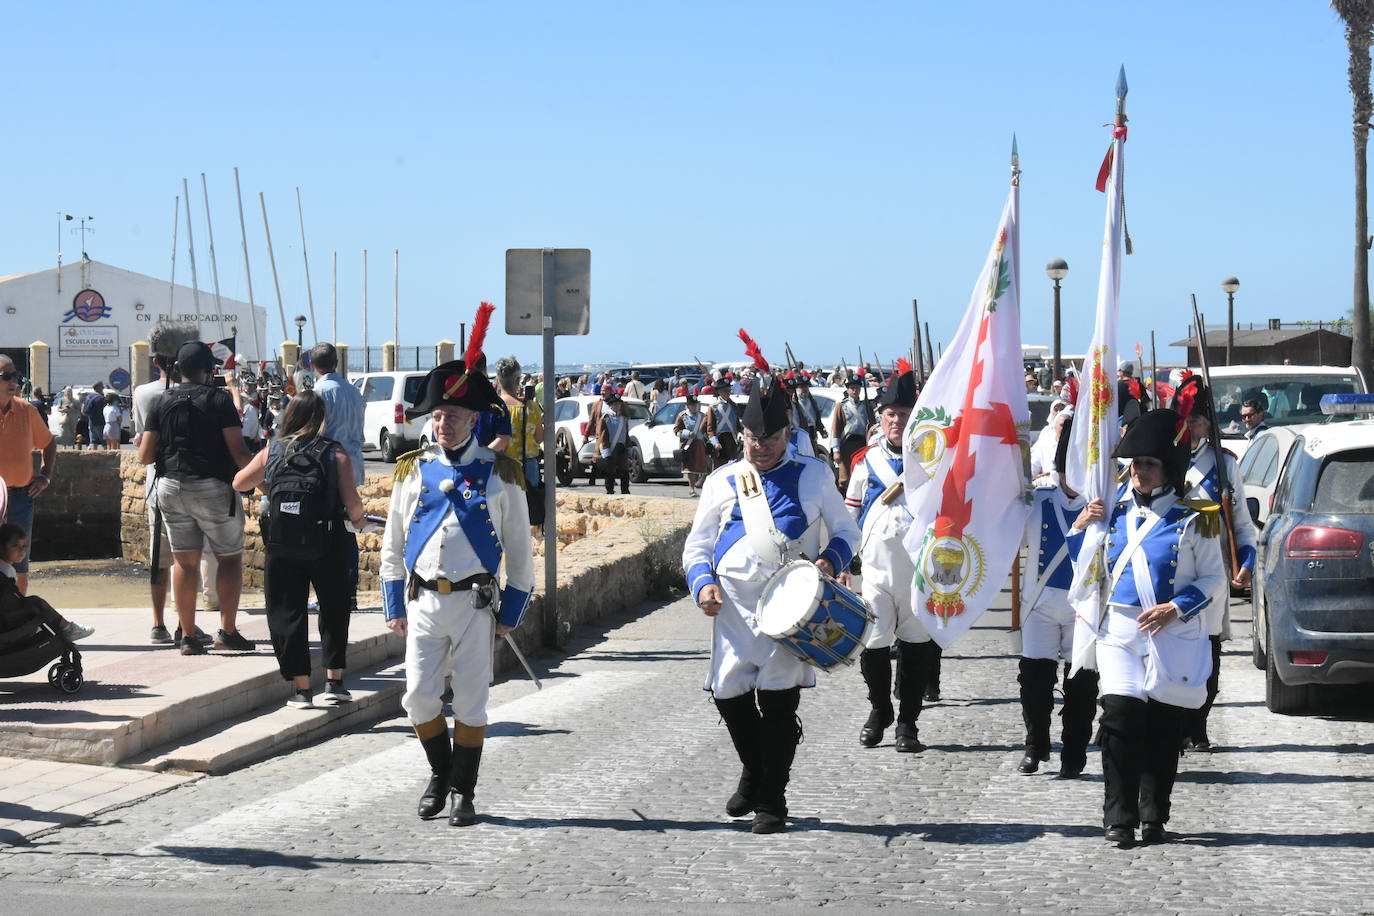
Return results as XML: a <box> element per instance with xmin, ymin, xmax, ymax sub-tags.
<box><xmin>1186</xmin><ymin>635</ymin><xmax>1222</xmax><ymax>750</ymax></box>
<box><xmin>715</xmin><ymin>692</ymin><xmax>763</xmax><ymax>818</ymax></box>
<box><xmin>894</xmin><ymin>640</ymin><xmax>928</xmax><ymax>753</ymax></box>
<box><xmin>1140</xmin><ymin>699</ymin><xmax>1186</xmax><ymax>830</ymax></box>
<box><xmin>1099</xmin><ymin>694</ymin><xmax>1147</xmax><ymax>831</ymax></box>
<box><xmin>858</xmin><ymin>648</ymin><xmax>895</xmax><ymax>748</ymax></box>
<box><xmin>448</xmin><ymin>744</ymin><xmax>483</xmax><ymax>826</ymax></box>
<box><xmin>923</xmin><ymin>640</ymin><xmax>943</xmax><ymax>701</ymax></box>
<box><xmin>1017</xmin><ymin>658</ymin><xmax>1058</xmax><ymax>773</ymax></box>
<box><xmin>754</xmin><ymin>687</ymin><xmax>801</xmax><ymax>834</ymax></box>
<box><xmin>416</xmin><ymin>727</ymin><xmax>452</xmax><ymax>819</ymax></box>
<box><xmin>1059</xmin><ymin>664</ymin><xmax>1100</xmax><ymax>777</ymax></box>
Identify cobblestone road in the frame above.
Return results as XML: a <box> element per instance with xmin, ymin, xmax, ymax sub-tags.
<box><xmin>3</xmin><ymin>594</ymin><xmax>1371</xmax><ymax>913</ymax></box>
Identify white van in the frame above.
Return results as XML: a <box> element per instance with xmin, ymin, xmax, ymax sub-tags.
<box><xmin>1204</xmin><ymin>364</ymin><xmax>1366</xmax><ymax>460</ymax></box>
<box><xmin>351</xmin><ymin>370</ymin><xmax>430</xmax><ymax>461</ymax></box>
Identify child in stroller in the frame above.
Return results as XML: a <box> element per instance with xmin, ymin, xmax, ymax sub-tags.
<box><xmin>0</xmin><ymin>523</ymin><xmax>92</xmax><ymax>693</ymax></box>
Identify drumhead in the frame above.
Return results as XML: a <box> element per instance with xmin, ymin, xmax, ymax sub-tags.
<box><xmin>757</xmin><ymin>561</ymin><xmax>823</xmax><ymax>637</ymax></box>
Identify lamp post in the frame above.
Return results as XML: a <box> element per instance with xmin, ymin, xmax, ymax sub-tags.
<box><xmin>1046</xmin><ymin>258</ymin><xmax>1069</xmax><ymax>382</ymax></box>
<box><xmin>294</xmin><ymin>313</ymin><xmax>307</xmax><ymax>349</ymax></box>
<box><xmin>1222</xmin><ymin>276</ymin><xmax>1240</xmax><ymax>366</ymax></box>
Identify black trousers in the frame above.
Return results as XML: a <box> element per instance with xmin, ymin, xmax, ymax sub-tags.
<box><xmin>598</xmin><ymin>443</ymin><xmax>629</xmax><ymax>494</ymax></box>
<box><xmin>264</xmin><ymin>528</ymin><xmax>356</xmax><ymax>680</ymax></box>
<box><xmin>1100</xmin><ymin>695</ymin><xmax>1187</xmax><ymax>827</ymax></box>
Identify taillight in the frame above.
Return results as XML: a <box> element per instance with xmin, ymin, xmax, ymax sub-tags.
<box><xmin>1285</xmin><ymin>525</ymin><xmax>1365</xmax><ymax>559</ymax></box>
<box><xmin>394</xmin><ymin>403</ymin><xmax>406</xmax><ymax>425</ymax></box>
<box><xmin>1289</xmin><ymin>650</ymin><xmax>1329</xmax><ymax>666</ymax></box>
<box><xmin>580</xmin><ymin>421</ymin><xmax>590</xmax><ymax>438</ymax></box>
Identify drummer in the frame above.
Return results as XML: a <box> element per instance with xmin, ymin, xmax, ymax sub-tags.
<box><xmin>840</xmin><ymin>362</ymin><xmax>933</xmax><ymax>753</ymax></box>
<box><xmin>682</xmin><ymin>351</ymin><xmax>859</xmax><ymax>835</ymax></box>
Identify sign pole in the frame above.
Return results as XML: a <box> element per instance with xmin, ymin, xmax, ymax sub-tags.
<box><xmin>541</xmin><ymin>249</ymin><xmax>559</xmax><ymax>643</ymax></box>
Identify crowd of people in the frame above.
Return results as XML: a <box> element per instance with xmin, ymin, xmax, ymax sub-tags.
<box><xmin>1</xmin><ymin>319</ymin><xmax>1257</xmax><ymax>843</ymax></box>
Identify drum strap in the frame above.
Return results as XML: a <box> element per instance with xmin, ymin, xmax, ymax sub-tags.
<box><xmin>734</xmin><ymin>466</ymin><xmax>787</xmax><ymax>571</ymax></box>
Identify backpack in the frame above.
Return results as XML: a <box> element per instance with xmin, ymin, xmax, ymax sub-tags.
<box><xmin>262</xmin><ymin>436</ymin><xmax>340</xmax><ymax>560</ymax></box>
<box><xmin>154</xmin><ymin>385</ymin><xmax>220</xmax><ymax>479</ymax></box>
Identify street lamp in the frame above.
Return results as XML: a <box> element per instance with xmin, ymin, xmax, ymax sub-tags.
<box><xmin>1046</xmin><ymin>258</ymin><xmax>1069</xmax><ymax>382</ymax></box>
<box><xmin>1221</xmin><ymin>276</ymin><xmax>1240</xmax><ymax>366</ymax></box>
<box><xmin>294</xmin><ymin>314</ymin><xmax>307</xmax><ymax>349</ymax></box>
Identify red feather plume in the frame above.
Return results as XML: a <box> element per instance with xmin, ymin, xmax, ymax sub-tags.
<box><xmin>464</xmin><ymin>301</ymin><xmax>495</xmax><ymax>371</ymax></box>
<box><xmin>738</xmin><ymin>328</ymin><xmax>770</xmax><ymax>373</ymax></box>
<box><xmin>1065</xmin><ymin>375</ymin><xmax>1080</xmax><ymax>408</ymax></box>
<box><xmin>1173</xmin><ymin>376</ymin><xmax>1198</xmax><ymax>443</ymax></box>
<box><xmin>895</xmin><ymin>357</ymin><xmax>913</xmax><ymax>375</ymax></box>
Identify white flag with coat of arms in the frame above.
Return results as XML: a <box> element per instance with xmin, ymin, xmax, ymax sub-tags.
<box><xmin>901</xmin><ymin>174</ymin><xmax>1032</xmax><ymax>648</ymax></box>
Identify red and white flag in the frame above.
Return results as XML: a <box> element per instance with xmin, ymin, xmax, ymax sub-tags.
<box><xmin>902</xmin><ymin>173</ymin><xmax>1031</xmax><ymax>648</ymax></box>
<box><xmin>1067</xmin><ymin>80</ymin><xmax>1131</xmax><ymax>676</ymax></box>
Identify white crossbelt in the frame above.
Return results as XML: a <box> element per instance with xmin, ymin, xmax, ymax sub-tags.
<box><xmin>733</xmin><ymin>465</ymin><xmax>788</xmax><ymax>572</ymax></box>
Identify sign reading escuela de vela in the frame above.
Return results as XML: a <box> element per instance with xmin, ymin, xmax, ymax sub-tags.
<box><xmin>59</xmin><ymin>325</ymin><xmax>119</xmax><ymax>356</ymax></box>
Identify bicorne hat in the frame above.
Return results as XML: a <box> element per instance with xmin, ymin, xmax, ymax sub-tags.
<box><xmin>1114</xmin><ymin>408</ymin><xmax>1191</xmax><ymax>495</ymax></box>
<box><xmin>406</xmin><ymin>302</ymin><xmax>503</xmax><ymax>419</ymax></box>
<box><xmin>737</xmin><ymin>328</ymin><xmax>791</xmax><ymax>437</ymax></box>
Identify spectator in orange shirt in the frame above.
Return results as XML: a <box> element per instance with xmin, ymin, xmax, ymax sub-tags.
<box><xmin>0</xmin><ymin>354</ymin><xmax>57</xmax><ymax>594</ymax></box>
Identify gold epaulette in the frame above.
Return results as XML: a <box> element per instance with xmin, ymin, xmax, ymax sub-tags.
<box><xmin>393</xmin><ymin>448</ymin><xmax>425</xmax><ymax>483</ymax></box>
<box><xmin>1182</xmin><ymin>498</ymin><xmax>1222</xmax><ymax>539</ymax></box>
<box><xmin>494</xmin><ymin>453</ymin><xmax>525</xmax><ymax>489</ymax></box>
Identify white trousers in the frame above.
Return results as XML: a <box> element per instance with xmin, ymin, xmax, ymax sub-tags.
<box><xmin>1097</xmin><ymin>603</ymin><xmax>1210</xmax><ymax>710</ymax></box>
<box><xmin>1021</xmin><ymin>587</ymin><xmax>1080</xmax><ymax>661</ymax></box>
<box><xmin>708</xmin><ymin>575</ymin><xmax>814</xmax><ymax>700</ymax></box>
<box><xmin>401</xmin><ymin>587</ymin><xmax>495</xmax><ymax>725</ymax></box>
<box><xmin>857</xmin><ymin>559</ymin><xmax>930</xmax><ymax>649</ymax></box>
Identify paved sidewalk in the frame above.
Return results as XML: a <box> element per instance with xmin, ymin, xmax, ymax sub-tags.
<box><xmin>0</xmin><ymin>593</ymin><xmax>1371</xmax><ymax>912</ymax></box>
<box><xmin>0</xmin><ymin>757</ymin><xmax>194</xmax><ymax>844</ymax></box>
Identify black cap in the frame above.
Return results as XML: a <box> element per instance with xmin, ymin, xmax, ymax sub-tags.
<box><xmin>406</xmin><ymin>360</ymin><xmax>502</xmax><ymax>420</ymax></box>
<box><xmin>877</xmin><ymin>370</ymin><xmax>917</xmax><ymax>409</ymax></box>
<box><xmin>741</xmin><ymin>374</ymin><xmax>791</xmax><ymax>437</ymax></box>
<box><xmin>176</xmin><ymin>341</ymin><xmax>216</xmax><ymax>372</ymax></box>
<box><xmin>1114</xmin><ymin>408</ymin><xmax>1190</xmax><ymax>495</ymax></box>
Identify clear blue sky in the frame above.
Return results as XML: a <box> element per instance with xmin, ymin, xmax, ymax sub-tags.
<box><xmin>0</xmin><ymin>1</ymin><xmax>1359</xmax><ymax>371</ymax></box>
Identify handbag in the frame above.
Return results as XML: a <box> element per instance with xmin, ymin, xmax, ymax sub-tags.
<box><xmin>520</xmin><ymin>403</ymin><xmax>546</xmax><ymax>527</ymax></box>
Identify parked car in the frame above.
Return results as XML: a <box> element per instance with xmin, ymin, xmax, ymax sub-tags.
<box><xmin>1238</xmin><ymin>426</ymin><xmax>1306</xmax><ymax>530</ymax></box>
<box><xmin>550</xmin><ymin>395</ymin><xmax>649</xmax><ymax>485</ymax></box>
<box><xmin>1205</xmin><ymin>364</ymin><xmax>1366</xmax><ymax>461</ymax></box>
<box><xmin>1250</xmin><ymin>403</ymin><xmax>1374</xmax><ymax>714</ymax></box>
<box><xmin>351</xmin><ymin>371</ymin><xmax>429</xmax><ymax>462</ymax></box>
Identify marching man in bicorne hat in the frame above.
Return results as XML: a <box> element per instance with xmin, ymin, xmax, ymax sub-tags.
<box><xmin>841</xmin><ymin>362</ymin><xmax>936</xmax><ymax>754</ymax></box>
<box><xmin>1171</xmin><ymin>374</ymin><xmax>1257</xmax><ymax>752</ymax></box>
<box><xmin>380</xmin><ymin>303</ymin><xmax>534</xmax><ymax>828</ymax></box>
<box><xmin>681</xmin><ymin>330</ymin><xmax>859</xmax><ymax>835</ymax></box>
<box><xmin>1073</xmin><ymin>407</ymin><xmax>1224</xmax><ymax>847</ymax></box>
<box><xmin>1015</xmin><ymin>408</ymin><xmax>1099</xmax><ymax>777</ymax></box>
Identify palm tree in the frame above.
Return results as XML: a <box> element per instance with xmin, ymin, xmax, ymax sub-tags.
<box><xmin>1334</xmin><ymin>1</ymin><xmax>1374</xmax><ymax>385</ymax></box>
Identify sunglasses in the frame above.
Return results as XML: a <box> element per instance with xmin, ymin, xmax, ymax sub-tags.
<box><xmin>0</xmin><ymin>371</ymin><xmax>17</xmax><ymax>382</ymax></box>
<box><xmin>1240</xmin><ymin>412</ymin><xmax>1255</xmax><ymax>419</ymax></box>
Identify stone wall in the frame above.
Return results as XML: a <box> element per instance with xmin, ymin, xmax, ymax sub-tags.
<box><xmin>30</xmin><ymin>449</ymin><xmax>122</xmax><ymax>560</ymax></box>
<box><xmin>118</xmin><ymin>455</ymin><xmax>696</xmax><ymax>662</ymax></box>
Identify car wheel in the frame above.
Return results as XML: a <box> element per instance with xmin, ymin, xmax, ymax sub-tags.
<box><xmin>555</xmin><ymin>432</ymin><xmax>576</xmax><ymax>486</ymax></box>
<box><xmin>380</xmin><ymin>428</ymin><xmax>397</xmax><ymax>462</ymax></box>
<box><xmin>1264</xmin><ymin>617</ymin><xmax>1310</xmax><ymax>715</ymax></box>
<box><xmin>629</xmin><ymin>444</ymin><xmax>648</xmax><ymax>484</ymax></box>
<box><xmin>1251</xmin><ymin>599</ymin><xmax>1267</xmax><ymax>670</ymax></box>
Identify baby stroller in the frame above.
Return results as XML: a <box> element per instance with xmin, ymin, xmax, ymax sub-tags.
<box><xmin>0</xmin><ymin>597</ymin><xmax>85</xmax><ymax>694</ymax></box>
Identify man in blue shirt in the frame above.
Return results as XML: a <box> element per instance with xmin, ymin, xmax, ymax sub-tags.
<box><xmin>311</xmin><ymin>343</ymin><xmax>367</xmax><ymax>611</ymax></box>
<box><xmin>82</xmin><ymin>382</ymin><xmax>107</xmax><ymax>449</ymax></box>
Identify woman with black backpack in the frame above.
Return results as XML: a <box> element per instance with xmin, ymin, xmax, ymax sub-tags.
<box><xmin>234</xmin><ymin>390</ymin><xmax>370</xmax><ymax>709</ymax></box>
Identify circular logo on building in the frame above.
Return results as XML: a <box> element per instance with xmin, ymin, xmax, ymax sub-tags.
<box><xmin>65</xmin><ymin>289</ymin><xmax>111</xmax><ymax>323</ymax></box>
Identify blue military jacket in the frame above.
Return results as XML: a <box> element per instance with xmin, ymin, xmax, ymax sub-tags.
<box><xmin>1104</xmin><ymin>492</ymin><xmax>1211</xmax><ymax>621</ymax></box>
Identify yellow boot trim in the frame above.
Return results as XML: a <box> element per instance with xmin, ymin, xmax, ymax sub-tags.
<box><xmin>453</xmin><ymin>721</ymin><xmax>486</xmax><ymax>747</ymax></box>
<box><xmin>413</xmin><ymin>715</ymin><xmax>448</xmax><ymax>741</ymax></box>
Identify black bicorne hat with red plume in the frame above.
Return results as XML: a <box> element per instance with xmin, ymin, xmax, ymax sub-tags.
<box><xmin>1114</xmin><ymin>408</ymin><xmax>1191</xmax><ymax>496</ymax></box>
<box><xmin>738</xmin><ymin>328</ymin><xmax>791</xmax><ymax>437</ymax></box>
<box><xmin>878</xmin><ymin>358</ymin><xmax>917</xmax><ymax>409</ymax></box>
<box><xmin>406</xmin><ymin>302</ymin><xmax>503</xmax><ymax>419</ymax></box>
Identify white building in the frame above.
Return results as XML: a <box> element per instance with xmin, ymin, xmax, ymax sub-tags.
<box><xmin>0</xmin><ymin>259</ymin><xmax>270</xmax><ymax>392</ymax></box>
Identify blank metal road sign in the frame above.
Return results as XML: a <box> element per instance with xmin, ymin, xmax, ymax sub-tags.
<box><xmin>505</xmin><ymin>248</ymin><xmax>590</xmax><ymax>336</ymax></box>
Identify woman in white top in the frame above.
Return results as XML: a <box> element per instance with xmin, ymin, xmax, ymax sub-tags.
<box><xmin>101</xmin><ymin>392</ymin><xmax>123</xmax><ymax>450</ymax></box>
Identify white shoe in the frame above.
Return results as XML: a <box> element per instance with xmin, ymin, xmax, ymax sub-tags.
<box><xmin>61</xmin><ymin>621</ymin><xmax>95</xmax><ymax>641</ymax></box>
